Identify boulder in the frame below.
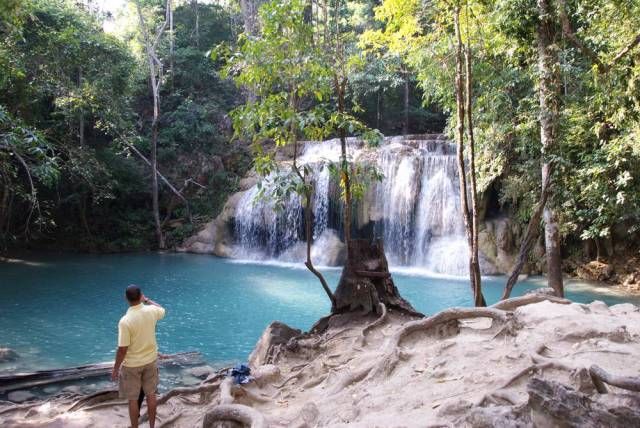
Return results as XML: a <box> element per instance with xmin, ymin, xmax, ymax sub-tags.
<box><xmin>188</xmin><ymin>366</ymin><xmax>213</xmax><ymax>379</ymax></box>
<box><xmin>576</xmin><ymin>260</ymin><xmax>615</xmax><ymax>282</ymax></box>
<box><xmin>8</xmin><ymin>390</ymin><xmax>36</xmax><ymax>403</ymax></box>
<box><xmin>179</xmin><ymin>221</ymin><xmax>217</xmax><ymax>254</ymax></box>
<box><xmin>239</xmin><ymin>171</ymin><xmax>259</xmax><ymax>191</ymax></box>
<box><xmin>248</xmin><ymin>321</ymin><xmax>301</xmax><ymax>367</ymax></box>
<box><xmin>0</xmin><ymin>347</ymin><xmax>18</xmax><ymax>362</ymax></box>
<box><xmin>527</xmin><ymin>377</ymin><xmax>640</xmax><ymax>427</ymax></box>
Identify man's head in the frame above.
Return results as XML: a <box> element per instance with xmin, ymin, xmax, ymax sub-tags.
<box><xmin>125</xmin><ymin>284</ymin><xmax>142</xmax><ymax>305</ymax></box>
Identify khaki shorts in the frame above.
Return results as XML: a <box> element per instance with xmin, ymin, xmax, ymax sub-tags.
<box><xmin>118</xmin><ymin>360</ymin><xmax>159</xmax><ymax>400</ymax></box>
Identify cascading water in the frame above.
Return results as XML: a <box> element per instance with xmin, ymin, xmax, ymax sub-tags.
<box><xmin>232</xmin><ymin>135</ymin><xmax>469</xmax><ymax>275</ymax></box>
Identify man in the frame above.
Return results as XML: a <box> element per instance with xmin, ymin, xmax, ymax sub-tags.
<box><xmin>112</xmin><ymin>285</ymin><xmax>165</xmax><ymax>428</ymax></box>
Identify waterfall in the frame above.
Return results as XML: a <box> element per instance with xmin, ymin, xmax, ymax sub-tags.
<box><xmin>231</xmin><ymin>135</ymin><xmax>469</xmax><ymax>275</ymax></box>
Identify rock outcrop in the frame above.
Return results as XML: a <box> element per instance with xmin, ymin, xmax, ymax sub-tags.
<box><xmin>0</xmin><ymin>348</ymin><xmax>18</xmax><ymax>363</ymax></box>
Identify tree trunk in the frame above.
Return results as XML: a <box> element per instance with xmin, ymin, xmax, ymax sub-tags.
<box><xmin>151</xmin><ymin>115</ymin><xmax>164</xmax><ymax>249</ymax></box>
<box><xmin>464</xmin><ymin>37</ymin><xmax>485</xmax><ymax>307</ymax></box>
<box><xmin>336</xmin><ymin>78</ymin><xmax>352</xmax><ymax>259</ymax></box>
<box><xmin>304</xmin><ymin>189</ymin><xmax>336</xmax><ymax>309</ymax></box>
<box><xmin>402</xmin><ymin>74</ymin><xmax>409</xmax><ymax>136</ymax></box>
<box><xmin>502</xmin><ymin>0</ymin><xmax>563</xmax><ymax>299</ymax></box>
<box><xmin>79</xmin><ymin>194</ymin><xmax>91</xmax><ymax>238</ymax></box>
<box><xmin>453</xmin><ymin>8</ymin><xmax>485</xmax><ymax>307</ymax></box>
<box><xmin>333</xmin><ymin>239</ymin><xmax>419</xmax><ymax>315</ymax></box>
<box><xmin>191</xmin><ymin>0</ymin><xmax>199</xmax><ymax>48</ymax></box>
<box><xmin>169</xmin><ymin>0</ymin><xmax>174</xmax><ymax>91</ymax></box>
<box><xmin>538</xmin><ymin>0</ymin><xmax>563</xmax><ymax>297</ymax></box>
<box><xmin>135</xmin><ymin>0</ymin><xmax>167</xmax><ymax>249</ymax></box>
<box><xmin>376</xmin><ymin>88</ymin><xmax>381</xmax><ymax>130</ymax></box>
<box><xmin>77</xmin><ymin>67</ymin><xmax>84</xmax><ymax>147</ymax></box>
<box><xmin>290</xmin><ymin>114</ymin><xmax>335</xmax><ymax>309</ymax></box>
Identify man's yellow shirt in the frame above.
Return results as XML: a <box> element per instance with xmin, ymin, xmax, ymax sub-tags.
<box><xmin>118</xmin><ymin>303</ymin><xmax>165</xmax><ymax>367</ymax></box>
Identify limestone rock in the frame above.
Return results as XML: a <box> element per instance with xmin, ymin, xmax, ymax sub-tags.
<box><xmin>188</xmin><ymin>366</ymin><xmax>213</xmax><ymax>379</ymax></box>
<box><xmin>576</xmin><ymin>261</ymin><xmax>616</xmax><ymax>282</ymax></box>
<box><xmin>8</xmin><ymin>390</ymin><xmax>36</xmax><ymax>403</ymax></box>
<box><xmin>252</xmin><ymin>364</ymin><xmax>281</xmax><ymax>386</ymax></box>
<box><xmin>0</xmin><ymin>347</ymin><xmax>18</xmax><ymax>362</ymax></box>
<box><xmin>527</xmin><ymin>377</ymin><xmax>640</xmax><ymax>427</ymax></box>
<box><xmin>239</xmin><ymin>171</ymin><xmax>259</xmax><ymax>191</ymax></box>
<box><xmin>248</xmin><ymin>321</ymin><xmax>301</xmax><ymax>367</ymax></box>
<box><xmin>179</xmin><ymin>221</ymin><xmax>217</xmax><ymax>254</ymax></box>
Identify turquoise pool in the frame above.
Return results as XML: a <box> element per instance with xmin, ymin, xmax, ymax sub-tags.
<box><xmin>0</xmin><ymin>252</ymin><xmax>636</xmax><ymax>376</ymax></box>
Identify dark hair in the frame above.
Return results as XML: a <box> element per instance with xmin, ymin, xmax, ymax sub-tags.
<box><xmin>125</xmin><ymin>285</ymin><xmax>142</xmax><ymax>302</ymax></box>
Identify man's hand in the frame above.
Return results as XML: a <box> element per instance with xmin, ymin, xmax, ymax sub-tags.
<box><xmin>111</xmin><ymin>367</ymin><xmax>119</xmax><ymax>382</ymax></box>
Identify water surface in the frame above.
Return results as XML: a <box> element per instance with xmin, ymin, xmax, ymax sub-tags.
<box><xmin>1</xmin><ymin>252</ymin><xmax>637</xmax><ymax>375</ymax></box>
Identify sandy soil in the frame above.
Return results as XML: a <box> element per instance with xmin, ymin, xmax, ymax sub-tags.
<box><xmin>2</xmin><ymin>294</ymin><xmax>639</xmax><ymax>427</ymax></box>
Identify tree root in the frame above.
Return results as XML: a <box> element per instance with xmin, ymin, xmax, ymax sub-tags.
<box><xmin>202</xmin><ymin>404</ymin><xmax>267</xmax><ymax>428</ymax></box>
<box><xmin>139</xmin><ymin>381</ymin><xmax>223</xmax><ymax>424</ymax></box>
<box><xmin>220</xmin><ymin>377</ymin><xmax>235</xmax><ymax>405</ymax></box>
<box><xmin>302</xmin><ymin>374</ymin><xmax>327</xmax><ymax>389</ymax></box>
<box><xmin>370</xmin><ymin>307</ymin><xmax>513</xmax><ymax>379</ymax></box>
<box><xmin>158</xmin><ymin>412</ymin><xmax>182</xmax><ymax>428</ymax></box>
<box><xmin>328</xmin><ymin>363</ymin><xmax>376</xmax><ymax>395</ymax></box>
<box><xmin>360</xmin><ymin>303</ymin><xmax>388</xmax><ymax>346</ymax></box>
<box><xmin>589</xmin><ymin>365</ymin><xmax>640</xmax><ymax>393</ymax></box>
<box><xmin>67</xmin><ymin>389</ymin><xmax>119</xmax><ymax>412</ymax></box>
<box><xmin>80</xmin><ymin>400</ymin><xmax>128</xmax><ymax>412</ymax></box>
<box><xmin>0</xmin><ymin>401</ymin><xmax>45</xmax><ymax>416</ymax></box>
<box><xmin>157</xmin><ymin>381</ymin><xmax>221</xmax><ymax>406</ymax></box>
<box><xmin>491</xmin><ymin>294</ymin><xmax>570</xmax><ymax>311</ymax></box>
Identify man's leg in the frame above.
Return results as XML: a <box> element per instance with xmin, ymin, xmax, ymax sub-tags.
<box><xmin>146</xmin><ymin>392</ymin><xmax>157</xmax><ymax>428</ymax></box>
<box><xmin>128</xmin><ymin>399</ymin><xmax>140</xmax><ymax>428</ymax></box>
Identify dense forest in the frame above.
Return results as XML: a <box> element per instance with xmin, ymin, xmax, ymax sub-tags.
<box><xmin>1</xmin><ymin>0</ymin><xmax>639</xmax><ymax>289</ymax></box>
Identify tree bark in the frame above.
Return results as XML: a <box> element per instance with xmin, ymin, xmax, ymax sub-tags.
<box><xmin>333</xmin><ymin>239</ymin><xmax>418</xmax><ymax>316</ymax></box>
<box><xmin>537</xmin><ymin>0</ymin><xmax>563</xmax><ymax>297</ymax></box>
<box><xmin>290</xmin><ymin>109</ymin><xmax>335</xmax><ymax>309</ymax></box>
<box><xmin>336</xmin><ymin>77</ymin><xmax>352</xmax><ymax>259</ymax></box>
<box><xmin>77</xmin><ymin>67</ymin><xmax>84</xmax><ymax>147</ymax></box>
<box><xmin>501</xmin><ymin>171</ymin><xmax>549</xmax><ymax>299</ymax></box>
<box><xmin>402</xmin><ymin>73</ymin><xmax>409</xmax><ymax>136</ymax></box>
<box><xmin>169</xmin><ymin>0</ymin><xmax>174</xmax><ymax>91</ymax></box>
<box><xmin>190</xmin><ymin>0</ymin><xmax>199</xmax><ymax>48</ymax></box>
<box><xmin>453</xmin><ymin>8</ymin><xmax>485</xmax><ymax>307</ymax></box>
<box><xmin>464</xmin><ymin>34</ymin><xmax>485</xmax><ymax>307</ymax></box>
<box><xmin>135</xmin><ymin>0</ymin><xmax>168</xmax><ymax>249</ymax></box>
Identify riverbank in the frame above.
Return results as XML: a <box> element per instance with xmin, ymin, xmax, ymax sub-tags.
<box><xmin>2</xmin><ymin>292</ymin><xmax>639</xmax><ymax>427</ymax></box>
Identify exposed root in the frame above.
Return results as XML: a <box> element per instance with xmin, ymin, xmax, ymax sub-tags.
<box><xmin>0</xmin><ymin>401</ymin><xmax>44</xmax><ymax>416</ymax></box>
<box><xmin>302</xmin><ymin>374</ymin><xmax>327</xmax><ymax>389</ymax></box>
<box><xmin>202</xmin><ymin>404</ymin><xmax>267</xmax><ymax>428</ymax></box>
<box><xmin>491</xmin><ymin>294</ymin><xmax>570</xmax><ymax>311</ymax></box>
<box><xmin>158</xmin><ymin>412</ymin><xmax>182</xmax><ymax>428</ymax></box>
<box><xmin>80</xmin><ymin>400</ymin><xmax>127</xmax><ymax>412</ymax></box>
<box><xmin>274</xmin><ymin>372</ymin><xmax>303</xmax><ymax>388</ymax></box>
<box><xmin>158</xmin><ymin>381</ymin><xmax>221</xmax><ymax>406</ymax></box>
<box><xmin>477</xmin><ymin>390</ymin><xmax>520</xmax><ymax>406</ymax></box>
<box><xmin>360</xmin><ymin>303</ymin><xmax>388</xmax><ymax>346</ymax></box>
<box><xmin>328</xmin><ymin>363</ymin><xmax>376</xmax><ymax>395</ymax></box>
<box><xmin>370</xmin><ymin>307</ymin><xmax>513</xmax><ymax>379</ymax></box>
<box><xmin>237</xmin><ymin>386</ymin><xmax>272</xmax><ymax>403</ymax></box>
<box><xmin>589</xmin><ymin>365</ymin><xmax>640</xmax><ymax>393</ymax></box>
<box><xmin>220</xmin><ymin>377</ymin><xmax>235</xmax><ymax>405</ymax></box>
<box><xmin>67</xmin><ymin>389</ymin><xmax>119</xmax><ymax>412</ymax></box>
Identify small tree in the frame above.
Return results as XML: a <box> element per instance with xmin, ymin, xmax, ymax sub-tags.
<box><xmin>223</xmin><ymin>0</ymin><xmax>336</xmax><ymax>307</ymax></box>
<box><xmin>134</xmin><ymin>0</ymin><xmax>172</xmax><ymax>249</ymax></box>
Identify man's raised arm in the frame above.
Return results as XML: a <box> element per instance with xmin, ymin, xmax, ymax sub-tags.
<box><xmin>142</xmin><ymin>294</ymin><xmax>165</xmax><ymax>319</ymax></box>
